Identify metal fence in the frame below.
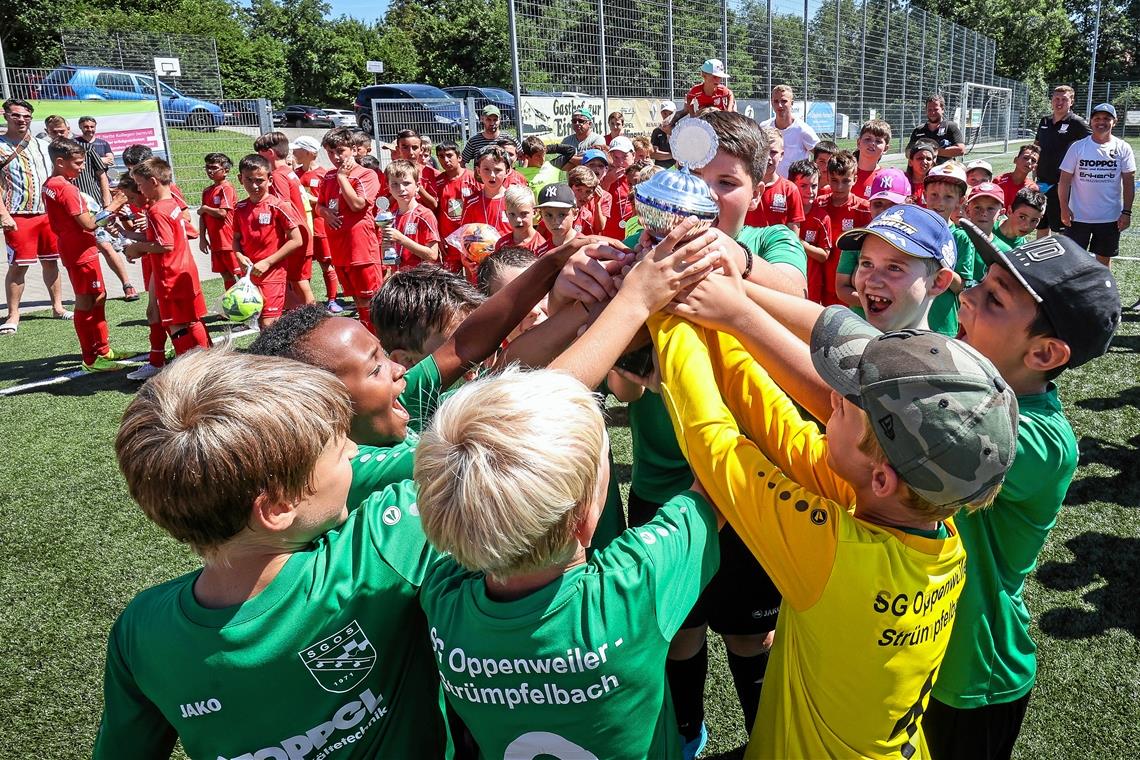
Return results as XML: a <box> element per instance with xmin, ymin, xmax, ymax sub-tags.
<box><xmin>1076</xmin><ymin>80</ymin><xmax>1140</xmax><ymax>139</ymax></box>
<box><xmin>61</xmin><ymin>29</ymin><xmax>225</xmax><ymax>101</ymax></box>
<box><xmin>507</xmin><ymin>0</ymin><xmax>1032</xmax><ymax>152</ymax></box>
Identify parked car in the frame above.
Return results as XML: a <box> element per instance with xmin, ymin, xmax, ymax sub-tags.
<box><xmin>353</xmin><ymin>83</ymin><xmax>462</xmax><ymax>140</ymax></box>
<box><xmin>272</xmin><ymin>109</ymin><xmax>287</xmax><ymax>127</ymax></box>
<box><xmin>282</xmin><ymin>105</ymin><xmax>333</xmax><ymax>128</ymax></box>
<box><xmin>443</xmin><ymin>86</ymin><xmax>517</xmax><ymax>124</ymax></box>
<box><xmin>37</xmin><ymin>65</ymin><xmax>226</xmax><ymax>130</ymax></box>
<box><xmin>322</xmin><ymin>108</ymin><xmax>357</xmax><ymax>128</ymax></box>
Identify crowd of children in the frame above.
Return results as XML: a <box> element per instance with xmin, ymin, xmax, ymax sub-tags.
<box><xmin>11</xmin><ymin>74</ymin><xmax>1123</xmax><ymax>759</ymax></box>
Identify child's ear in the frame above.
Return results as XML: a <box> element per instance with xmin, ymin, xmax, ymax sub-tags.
<box><xmin>250</xmin><ymin>492</ymin><xmax>297</xmax><ymax>534</ymax></box>
<box><xmin>749</xmin><ymin>182</ymin><xmax>762</xmax><ymax>211</ymax></box>
<box><xmin>388</xmin><ymin>348</ymin><xmax>420</xmax><ymax>370</ymax></box>
<box><xmin>572</xmin><ymin>498</ymin><xmax>603</xmax><ymax>550</ymax></box>
<box><xmin>869</xmin><ymin>462</ymin><xmax>900</xmax><ymax>500</ymax></box>
<box><xmin>1025</xmin><ymin>335</ymin><xmax>1071</xmax><ymax>375</ymax></box>
<box><xmin>930</xmin><ymin>266</ymin><xmax>955</xmax><ymax>296</ymax></box>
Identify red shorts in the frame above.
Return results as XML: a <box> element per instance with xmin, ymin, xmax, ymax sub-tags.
<box><xmin>155</xmin><ymin>288</ymin><xmax>207</xmax><ymax>326</ymax></box>
<box><xmin>142</xmin><ymin>257</ymin><xmax>154</xmax><ymax>290</ymax></box>
<box><xmin>312</xmin><ymin>235</ymin><xmax>332</xmax><ymax>265</ymax></box>
<box><xmin>252</xmin><ymin>267</ymin><xmax>288</xmax><ymax>319</ymax></box>
<box><xmin>340</xmin><ymin>262</ymin><xmax>383</xmax><ymax>301</ymax></box>
<box><xmin>5</xmin><ymin>214</ymin><xmax>60</xmax><ymax>264</ymax></box>
<box><xmin>210</xmin><ymin>249</ymin><xmax>243</xmax><ymax>278</ymax></box>
<box><xmin>285</xmin><ymin>247</ymin><xmax>314</xmax><ymax>281</ymax></box>
<box><xmin>65</xmin><ymin>257</ymin><xmax>106</xmax><ymax>296</ymax></box>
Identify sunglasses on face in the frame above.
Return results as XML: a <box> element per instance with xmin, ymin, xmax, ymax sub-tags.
<box><xmin>573</xmin><ymin>118</ymin><xmax>589</xmax><ymax>124</ymax></box>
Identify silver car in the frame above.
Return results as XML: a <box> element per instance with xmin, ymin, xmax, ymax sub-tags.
<box><xmin>323</xmin><ymin>109</ymin><xmax>357</xmax><ymax>128</ymax></box>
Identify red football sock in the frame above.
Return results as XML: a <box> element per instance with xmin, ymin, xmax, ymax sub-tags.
<box><xmin>323</xmin><ymin>265</ymin><xmax>339</xmax><ymax>301</ymax></box>
<box><xmin>355</xmin><ymin>304</ymin><xmax>375</xmax><ymax>335</ymax></box>
<box><xmin>90</xmin><ymin>299</ymin><xmax>110</xmax><ymax>359</ymax></box>
<box><xmin>74</xmin><ymin>308</ymin><xmax>96</xmax><ymax>365</ymax></box>
<box><xmin>149</xmin><ymin>322</ymin><xmax>167</xmax><ymax>368</ymax></box>
<box><xmin>171</xmin><ymin>321</ymin><xmax>210</xmax><ymax>355</ymax></box>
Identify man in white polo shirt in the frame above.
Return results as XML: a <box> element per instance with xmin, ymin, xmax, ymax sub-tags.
<box><xmin>1058</xmin><ymin>102</ymin><xmax>1135</xmax><ymax>267</ymax></box>
<box><xmin>761</xmin><ymin>84</ymin><xmax>819</xmax><ymax>178</ymax></box>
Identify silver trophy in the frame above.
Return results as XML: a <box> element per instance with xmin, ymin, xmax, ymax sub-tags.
<box><xmin>632</xmin><ymin>117</ymin><xmax>720</xmax><ymax>241</ymax></box>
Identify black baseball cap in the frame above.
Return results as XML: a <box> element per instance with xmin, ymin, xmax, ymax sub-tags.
<box><xmin>960</xmin><ymin>220</ymin><xmax>1121</xmax><ymax>368</ymax></box>
<box><xmin>535</xmin><ymin>182</ymin><xmax>576</xmax><ymax>209</ymax></box>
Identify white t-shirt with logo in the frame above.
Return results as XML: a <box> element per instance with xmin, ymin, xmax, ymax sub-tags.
<box><xmin>1059</xmin><ymin>136</ymin><xmax>1136</xmax><ymax>223</ymax></box>
<box><xmin>761</xmin><ymin>116</ymin><xmax>820</xmax><ymax>179</ymax></box>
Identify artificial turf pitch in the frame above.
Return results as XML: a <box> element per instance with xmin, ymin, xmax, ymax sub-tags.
<box><xmin>1</xmin><ymin>251</ymin><xmax>1137</xmax><ymax>759</ymax></box>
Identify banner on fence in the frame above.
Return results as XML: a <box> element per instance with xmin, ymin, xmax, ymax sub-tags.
<box><xmin>0</xmin><ymin>100</ymin><xmax>165</xmax><ymax>155</ymax></box>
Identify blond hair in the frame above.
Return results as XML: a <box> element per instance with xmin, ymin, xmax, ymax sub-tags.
<box><xmin>759</xmin><ymin>125</ymin><xmax>783</xmax><ymax>149</ymax></box>
<box><xmin>859</xmin><ymin>118</ymin><xmax>892</xmax><ymax>143</ymax></box>
<box><xmin>384</xmin><ymin>158</ymin><xmax>420</xmax><ymax>184</ymax></box>
<box><xmin>567</xmin><ymin>165</ymin><xmax>599</xmax><ymax>189</ymax></box>
<box><xmin>631</xmin><ymin>136</ymin><xmax>651</xmax><ymax>154</ymax></box>
<box><xmin>1051</xmin><ymin>85</ymin><xmax>1075</xmax><ymax>100</ymax></box>
<box><xmin>414</xmin><ymin>367</ymin><xmax>606</xmax><ymax>580</ymax></box>
<box><xmin>856</xmin><ymin>415</ymin><xmax>998</xmax><ymax>520</ymax></box>
<box><xmin>504</xmin><ymin>185</ymin><xmax>536</xmax><ymax>212</ymax></box>
<box><xmin>772</xmin><ymin>84</ymin><xmax>794</xmax><ymax>100</ymax></box>
<box><xmin>115</xmin><ymin>348</ymin><xmax>352</xmax><ymax>556</ymax></box>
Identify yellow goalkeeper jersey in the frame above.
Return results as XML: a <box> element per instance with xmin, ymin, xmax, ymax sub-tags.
<box><xmin>651</xmin><ymin>314</ymin><xmax>967</xmax><ymax>760</ymax></box>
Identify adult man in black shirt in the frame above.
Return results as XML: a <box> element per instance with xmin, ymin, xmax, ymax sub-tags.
<box><xmin>1033</xmin><ymin>84</ymin><xmax>1091</xmax><ymax>236</ymax></box>
<box><xmin>650</xmin><ymin>100</ymin><xmax>676</xmax><ymax>169</ymax></box>
<box><xmin>461</xmin><ymin>105</ymin><xmax>519</xmax><ymax>167</ymax></box>
<box><xmin>907</xmin><ymin>94</ymin><xmax>965</xmax><ymax>165</ymax></box>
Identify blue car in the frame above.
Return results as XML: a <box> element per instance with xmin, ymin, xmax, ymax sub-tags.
<box><xmin>443</xmin><ymin>86</ymin><xmax>517</xmax><ymax>126</ymax></box>
<box><xmin>353</xmin><ymin>83</ymin><xmax>463</xmax><ymax>141</ymax></box>
<box><xmin>38</xmin><ymin>66</ymin><xmax>226</xmax><ymax>130</ymax></box>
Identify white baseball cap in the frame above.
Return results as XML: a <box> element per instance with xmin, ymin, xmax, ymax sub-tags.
<box><xmin>610</xmin><ymin>136</ymin><xmax>634</xmax><ymax>153</ymax></box>
<box><xmin>700</xmin><ymin>59</ymin><xmax>730</xmax><ymax>79</ymax></box>
<box><xmin>290</xmin><ymin>136</ymin><xmax>321</xmax><ymax>153</ymax></box>
<box><xmin>965</xmin><ymin>159</ymin><xmax>993</xmax><ymax>176</ymax></box>
<box><xmin>659</xmin><ymin>100</ymin><xmax>678</xmax><ymax>114</ymax></box>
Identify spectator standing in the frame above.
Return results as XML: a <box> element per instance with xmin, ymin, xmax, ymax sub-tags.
<box><xmin>685</xmin><ymin>59</ymin><xmax>735</xmax><ymax>114</ymax></box>
<box><xmin>73</xmin><ymin>116</ymin><xmax>137</xmax><ymax>301</ymax></box>
<box><xmin>650</xmin><ymin>101</ymin><xmax>676</xmax><ymax>168</ymax></box>
<box><xmin>604</xmin><ymin>111</ymin><xmax>626</xmax><ymax>147</ymax></box>
<box><xmin>1034</xmin><ymin>85</ymin><xmax>1091</xmax><ymax>237</ymax></box>
<box><xmin>555</xmin><ymin>108</ymin><xmax>605</xmax><ymax>170</ymax></box>
<box><xmin>1</xmin><ymin>98</ymin><xmax>70</xmax><ymax>334</ymax></box>
<box><xmin>461</xmin><ymin>105</ymin><xmax>518</xmax><ymax>167</ymax></box>
<box><xmin>1058</xmin><ymin>103</ymin><xmax>1135</xmax><ymax>268</ymax></box>
<box><xmin>907</xmin><ymin>94</ymin><xmax>965</xmax><ymax>165</ymax></box>
<box><xmin>761</xmin><ymin>85</ymin><xmax>820</xmax><ymax>178</ymax></box>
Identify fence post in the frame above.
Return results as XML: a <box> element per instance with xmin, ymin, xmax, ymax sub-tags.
<box><xmin>597</xmin><ymin>0</ymin><xmax>609</xmax><ymax>123</ymax></box>
<box><xmin>919</xmin><ymin>10</ymin><xmax>926</xmax><ymax>100</ymax></box>
<box><xmin>152</xmin><ymin>65</ymin><xmax>174</xmax><ymax>183</ymax></box>
<box><xmin>667</xmin><ymin>0</ymin><xmax>675</xmax><ymax>99</ymax></box>
<box><xmin>859</xmin><ymin>0</ymin><xmax>868</xmax><ymax>122</ymax></box>
<box><xmin>802</xmin><ymin>0</ymin><xmax>809</xmax><ymax>105</ymax></box>
<box><xmin>722</xmin><ymin>0</ymin><xmax>729</xmax><ymax>72</ymax></box>
<box><xmin>901</xmin><ymin>6</ymin><xmax>909</xmax><ymax>153</ymax></box>
<box><xmin>935</xmin><ymin>17</ymin><xmax>941</xmax><ymax>92</ymax></box>
<box><xmin>1086</xmin><ymin>0</ymin><xmax>1101</xmax><ymax>117</ymax></box>
<box><xmin>507</xmin><ymin>0</ymin><xmax>524</xmax><ymax>138</ymax></box>
<box><xmin>766</xmin><ymin>0</ymin><xmax>773</xmax><ymax>120</ymax></box>
<box><xmin>882</xmin><ymin>0</ymin><xmax>890</xmax><ymax>121</ymax></box>
<box><xmin>0</xmin><ymin>36</ymin><xmax>10</xmax><ymax>100</ymax></box>
<box><xmin>257</xmin><ymin>98</ymin><xmax>273</xmax><ymax>133</ymax></box>
<box><xmin>833</xmin><ymin>0</ymin><xmax>841</xmax><ymax>137</ymax></box>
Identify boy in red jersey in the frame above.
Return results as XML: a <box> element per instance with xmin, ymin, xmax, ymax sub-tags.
<box><xmin>567</xmin><ymin>166</ymin><xmax>604</xmax><ymax>235</ymax></box>
<box><xmin>746</xmin><ymin>127</ymin><xmax>805</xmax><ymax>232</ymax></box>
<box><xmin>686</xmin><ymin>58</ymin><xmax>736</xmax><ymax>114</ymax></box>
<box><xmin>600</xmin><ymin>136</ymin><xmax>636</xmax><ymax>239</ymax></box>
<box><xmin>995</xmin><ymin>144</ymin><xmax>1041</xmax><ymax>212</ymax></box>
<box><xmin>124</xmin><ymin>157</ymin><xmax>209</xmax><ymax>356</ymax></box>
<box><xmin>788</xmin><ymin>159</ymin><xmax>832</xmax><ymax>298</ymax></box>
<box><xmin>255</xmin><ymin>131</ymin><xmax>314</xmax><ymax>308</ymax></box>
<box><xmin>853</xmin><ymin>119</ymin><xmax>890</xmax><ymax>199</ymax></box>
<box><xmin>805</xmin><ymin>150</ymin><xmax>870</xmax><ymax>305</ymax></box>
<box><xmin>385</xmin><ymin>159</ymin><xmax>440</xmax><ymax>271</ymax></box>
<box><xmin>316</xmin><ymin>127</ymin><xmax>382</xmax><ymax>331</ymax></box>
<box><xmin>495</xmin><ymin>185</ymin><xmax>549</xmax><ymax>255</ymax></box>
<box><xmin>434</xmin><ymin>140</ymin><xmax>478</xmax><ymax>272</ymax></box>
<box><xmin>394</xmin><ymin>129</ymin><xmax>438</xmax><ymax>211</ymax></box>
<box><xmin>459</xmin><ymin>146</ymin><xmax>512</xmax><ymax>236</ymax></box>
<box><xmin>292</xmin><ymin>136</ymin><xmax>342</xmax><ymax>313</ymax></box>
<box><xmin>233</xmin><ymin>154</ymin><xmax>303</xmax><ymax>329</ymax></box>
<box><xmin>196</xmin><ymin>153</ymin><xmax>240</xmax><ymax>289</ymax></box>
<box><xmin>41</xmin><ymin>138</ymin><xmax>127</xmax><ymax>372</ymax></box>
<box><xmin>812</xmin><ymin>139</ymin><xmax>838</xmax><ymax>195</ymax></box>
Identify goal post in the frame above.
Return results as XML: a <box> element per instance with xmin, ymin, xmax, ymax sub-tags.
<box><xmin>940</xmin><ymin>82</ymin><xmax>1014</xmax><ymax>156</ymax></box>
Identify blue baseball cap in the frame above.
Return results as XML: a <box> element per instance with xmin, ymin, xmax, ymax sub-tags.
<box><xmin>837</xmin><ymin>204</ymin><xmax>956</xmax><ymax>269</ymax></box>
<box><xmin>582</xmin><ymin>148</ymin><xmax>609</xmax><ymax>165</ymax></box>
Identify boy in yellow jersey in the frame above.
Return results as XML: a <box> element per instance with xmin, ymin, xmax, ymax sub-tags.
<box><xmin>649</xmin><ymin>304</ymin><xmax>1019</xmax><ymax>759</ymax></box>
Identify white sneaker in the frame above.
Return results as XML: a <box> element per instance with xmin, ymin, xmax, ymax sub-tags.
<box><xmin>126</xmin><ymin>363</ymin><xmax>162</xmax><ymax>381</ymax></box>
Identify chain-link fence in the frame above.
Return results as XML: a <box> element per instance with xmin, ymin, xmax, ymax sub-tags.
<box><xmin>508</xmin><ymin>0</ymin><xmax>1032</xmax><ymax>153</ymax></box>
<box><xmin>60</xmin><ymin>29</ymin><xmax>224</xmax><ymax>101</ymax></box>
<box><xmin>1073</xmin><ymin>81</ymin><xmax>1140</xmax><ymax>140</ymax></box>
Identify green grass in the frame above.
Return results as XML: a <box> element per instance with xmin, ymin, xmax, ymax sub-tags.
<box><xmin>2</xmin><ymin>251</ymin><xmax>1139</xmax><ymax>758</ymax></box>
<box><xmin>166</xmin><ymin>127</ymin><xmax>259</xmax><ymax>198</ymax></box>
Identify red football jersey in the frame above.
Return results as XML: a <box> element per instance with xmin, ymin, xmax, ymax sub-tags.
<box><xmin>299</xmin><ymin>168</ymin><xmax>327</xmax><ymax>237</ymax></box>
<box><xmin>994</xmin><ymin>172</ymin><xmax>1038</xmax><ymax>212</ymax></box>
<box><xmin>200</xmin><ymin>180</ymin><xmax>236</xmax><ymax>252</ymax></box>
<box><xmin>146</xmin><ymin>196</ymin><xmax>202</xmax><ymax>303</ymax></box>
<box><xmin>41</xmin><ymin>175</ymin><xmax>98</xmax><ymax>266</ymax></box>
<box><xmin>746</xmin><ymin>176</ymin><xmax>806</xmax><ymax>228</ymax></box>
<box><xmin>434</xmin><ymin>169</ymin><xmax>479</xmax><ymax>242</ymax></box>
<box><xmin>318</xmin><ymin>165</ymin><xmax>381</xmax><ymax>267</ymax></box>
<box><xmin>686</xmin><ymin>83</ymin><xmax>734</xmax><ymax>112</ymax></box>
<box><xmin>853</xmin><ymin>167</ymin><xmax>880</xmax><ymax>201</ymax></box>
<box><xmin>234</xmin><ymin>195</ymin><xmax>299</xmax><ymax>264</ymax></box>
<box><xmin>809</xmin><ymin>193</ymin><xmax>870</xmax><ymax>306</ymax></box>
<box><xmin>494</xmin><ymin>229</ymin><xmax>549</xmax><ymax>256</ymax></box>
<box><xmin>459</xmin><ymin>191</ymin><xmax>511</xmax><ymax>237</ymax></box>
<box><xmin>394</xmin><ymin>203</ymin><xmax>440</xmax><ymax>270</ymax></box>
<box><xmin>601</xmin><ymin>177</ymin><xmax>635</xmax><ymax>240</ymax></box>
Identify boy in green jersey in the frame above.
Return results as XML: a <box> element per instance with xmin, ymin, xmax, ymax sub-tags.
<box><xmin>415</xmin><ymin>233</ymin><xmax>724</xmax><ymax>760</ymax></box>
<box><xmin>96</xmin><ymin>350</ymin><xmax>447</xmax><ymax>759</ymax></box>
<box><xmin>991</xmin><ymin>187</ymin><xmax>1046</xmax><ymax>251</ymax></box>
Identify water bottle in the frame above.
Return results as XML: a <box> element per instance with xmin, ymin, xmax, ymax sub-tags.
<box><xmin>375</xmin><ymin>197</ymin><xmax>397</xmax><ymax>266</ymax></box>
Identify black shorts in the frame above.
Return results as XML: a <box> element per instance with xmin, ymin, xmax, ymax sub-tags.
<box><xmin>1063</xmin><ymin>220</ymin><xmax>1121</xmax><ymax>258</ymax></box>
<box><xmin>923</xmin><ymin>693</ymin><xmax>1031</xmax><ymax>760</ymax></box>
<box><xmin>628</xmin><ymin>490</ymin><xmax>782</xmax><ymax>635</ymax></box>
<box><xmin>1038</xmin><ymin>184</ymin><xmax>1063</xmax><ymax>231</ymax></box>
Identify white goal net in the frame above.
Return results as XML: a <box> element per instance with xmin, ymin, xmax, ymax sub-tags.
<box><xmin>941</xmin><ymin>82</ymin><xmax>1014</xmax><ymax>155</ymax></box>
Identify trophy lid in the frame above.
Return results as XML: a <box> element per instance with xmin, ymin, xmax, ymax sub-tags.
<box><xmin>633</xmin><ymin>117</ymin><xmax>719</xmax><ymax>218</ymax></box>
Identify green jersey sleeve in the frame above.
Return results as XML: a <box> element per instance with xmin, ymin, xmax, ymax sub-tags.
<box><xmin>359</xmin><ymin>479</ymin><xmax>444</xmax><ymax>588</ymax></box>
<box><xmin>736</xmin><ymin>224</ymin><xmax>809</xmax><ymax>277</ymax></box>
<box><xmin>836</xmin><ymin>248</ymin><xmax>858</xmax><ymax>276</ymax></box>
<box><xmin>94</xmin><ymin>620</ymin><xmax>179</xmax><ymax>759</ymax></box>
<box><xmin>348</xmin><ymin>442</ymin><xmax>417</xmax><ymax>511</ymax></box>
<box><xmin>951</xmin><ymin>227</ymin><xmax>977</xmax><ymax>286</ymax></box>
<box><xmin>400</xmin><ymin>355</ymin><xmax>444</xmax><ymax>434</ymax></box>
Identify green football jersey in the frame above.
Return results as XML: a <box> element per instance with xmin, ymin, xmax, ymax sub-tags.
<box><xmin>933</xmin><ymin>386</ymin><xmax>1079</xmax><ymax>708</ymax></box>
<box><xmin>734</xmin><ymin>224</ymin><xmax>809</xmax><ymax>277</ymax></box>
<box><xmin>420</xmin><ymin>492</ymin><xmax>720</xmax><ymax>760</ymax></box>
<box><xmin>347</xmin><ymin>355</ymin><xmax>443</xmax><ymax>510</ymax></box>
<box><xmin>628</xmin><ymin>389</ymin><xmax>692</xmax><ymax>504</ymax></box>
<box><xmin>94</xmin><ymin>481</ymin><xmax>450</xmax><ymax>760</ymax></box>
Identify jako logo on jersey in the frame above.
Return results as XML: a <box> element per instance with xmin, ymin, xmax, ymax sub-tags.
<box><xmin>221</xmin><ymin>688</ymin><xmax>386</xmax><ymax>760</ymax></box>
<box><xmin>299</xmin><ymin>620</ymin><xmax>377</xmax><ymax>693</ymax></box>
<box><xmin>842</xmin><ymin>218</ymin><xmax>855</xmax><ymax>230</ymax></box>
<box><xmin>771</xmin><ymin>193</ymin><xmax>787</xmax><ymax>211</ymax></box>
<box><xmin>179</xmin><ymin>698</ymin><xmax>221</xmax><ymax>718</ymax></box>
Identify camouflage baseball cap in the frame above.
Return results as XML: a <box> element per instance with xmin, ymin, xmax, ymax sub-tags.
<box><xmin>810</xmin><ymin>306</ymin><xmax>1019</xmax><ymax>510</ymax></box>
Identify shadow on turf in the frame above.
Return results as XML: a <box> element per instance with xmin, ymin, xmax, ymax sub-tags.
<box><xmin>1037</xmin><ymin>532</ymin><xmax>1140</xmax><ymax>641</ymax></box>
<box><xmin>1065</xmin><ymin>434</ymin><xmax>1140</xmax><ymax>506</ymax></box>
<box><xmin>1076</xmin><ymin>384</ymin><xmax>1140</xmax><ymax>412</ymax></box>
<box><xmin>704</xmin><ymin>747</ymin><xmax>747</xmax><ymax>759</ymax></box>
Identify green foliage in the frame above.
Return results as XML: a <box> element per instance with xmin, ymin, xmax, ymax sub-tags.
<box><xmin>384</xmin><ymin>0</ymin><xmax>511</xmax><ymax>89</ymax></box>
<box><xmin>1053</xmin><ymin>0</ymin><xmax>1140</xmax><ymax>87</ymax></box>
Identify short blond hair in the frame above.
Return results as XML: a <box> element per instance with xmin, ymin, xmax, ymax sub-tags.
<box><xmin>115</xmin><ymin>348</ymin><xmax>352</xmax><ymax>556</ymax></box>
<box><xmin>504</xmin><ymin>185</ymin><xmax>535</xmax><ymax>212</ymax></box>
<box><xmin>759</xmin><ymin>125</ymin><xmax>783</xmax><ymax>149</ymax></box>
<box><xmin>414</xmin><ymin>368</ymin><xmax>606</xmax><ymax>580</ymax></box>
<box><xmin>631</xmin><ymin>136</ymin><xmax>651</xmax><ymax>154</ymax></box>
<box><xmin>384</xmin><ymin>158</ymin><xmax>420</xmax><ymax>184</ymax></box>
<box><xmin>856</xmin><ymin>414</ymin><xmax>998</xmax><ymax>520</ymax></box>
<box><xmin>772</xmin><ymin>84</ymin><xmax>794</xmax><ymax>100</ymax></box>
<box><xmin>1051</xmin><ymin>85</ymin><xmax>1075</xmax><ymax>100</ymax></box>
<box><xmin>567</xmin><ymin>165</ymin><xmax>598</xmax><ymax>189</ymax></box>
